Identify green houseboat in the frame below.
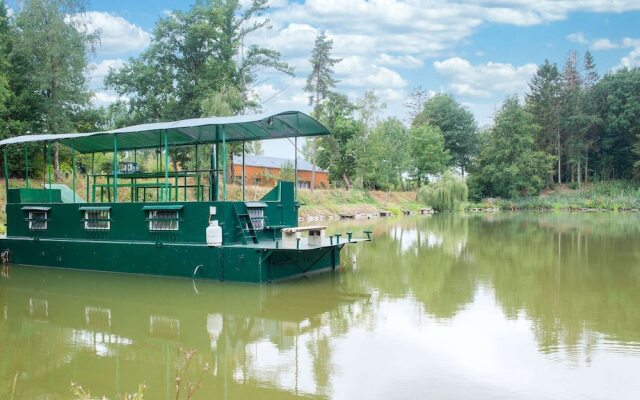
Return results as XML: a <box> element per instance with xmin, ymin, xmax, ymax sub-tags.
<box><xmin>0</xmin><ymin>111</ymin><xmax>370</xmax><ymax>283</ymax></box>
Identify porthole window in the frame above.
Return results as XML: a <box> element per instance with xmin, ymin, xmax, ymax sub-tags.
<box><xmin>28</xmin><ymin>211</ymin><xmax>48</xmax><ymax>230</ymax></box>
<box><xmin>148</xmin><ymin>210</ymin><xmax>179</xmax><ymax>231</ymax></box>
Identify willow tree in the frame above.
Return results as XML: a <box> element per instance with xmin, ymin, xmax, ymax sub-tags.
<box><xmin>305</xmin><ymin>30</ymin><xmax>341</xmax><ymax>191</ymax></box>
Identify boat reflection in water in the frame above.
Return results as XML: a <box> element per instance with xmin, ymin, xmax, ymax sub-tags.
<box><xmin>0</xmin><ymin>266</ymin><xmax>368</xmax><ymax>399</ymax></box>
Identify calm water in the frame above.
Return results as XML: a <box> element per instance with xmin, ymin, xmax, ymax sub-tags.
<box><xmin>2</xmin><ymin>213</ymin><xmax>640</xmax><ymax>399</ymax></box>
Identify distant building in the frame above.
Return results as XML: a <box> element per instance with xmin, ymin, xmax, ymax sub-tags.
<box><xmin>232</xmin><ymin>155</ymin><xmax>329</xmax><ymax>189</ymax></box>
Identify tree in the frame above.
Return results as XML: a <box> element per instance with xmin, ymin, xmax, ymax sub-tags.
<box><xmin>409</xmin><ymin>125</ymin><xmax>450</xmax><ymax>186</ymax></box>
<box><xmin>469</xmin><ymin>96</ymin><xmax>554</xmax><ymax>198</ymax></box>
<box><xmin>359</xmin><ymin>118</ymin><xmax>410</xmax><ymax>190</ymax></box>
<box><xmin>106</xmin><ymin>0</ymin><xmax>291</xmax><ymax>177</ymax></box>
<box><xmin>413</xmin><ymin>94</ymin><xmax>477</xmax><ymax>175</ymax></box>
<box><xmin>304</xmin><ymin>30</ymin><xmax>341</xmax><ymax>192</ymax></box>
<box><xmin>405</xmin><ymin>86</ymin><xmax>430</xmax><ymax>121</ymax></box>
<box><xmin>526</xmin><ymin>60</ymin><xmax>561</xmax><ymax>185</ymax></box>
<box><xmin>0</xmin><ymin>1</ymin><xmax>10</xmax><ymax>115</ymax></box>
<box><xmin>315</xmin><ymin>93</ymin><xmax>361</xmax><ymax>189</ymax></box>
<box><xmin>560</xmin><ymin>50</ymin><xmax>585</xmax><ymax>185</ymax></box>
<box><xmin>13</xmin><ymin>0</ymin><xmax>98</xmax><ymax>179</ymax></box>
<box><xmin>106</xmin><ymin>0</ymin><xmax>292</xmax><ymax>122</ymax></box>
<box><xmin>588</xmin><ymin>68</ymin><xmax>640</xmax><ymax>179</ymax></box>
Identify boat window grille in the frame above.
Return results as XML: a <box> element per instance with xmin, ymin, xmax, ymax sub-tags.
<box><xmin>248</xmin><ymin>208</ymin><xmax>264</xmax><ymax>230</ymax></box>
<box><xmin>26</xmin><ymin>211</ymin><xmax>48</xmax><ymax>230</ymax></box>
<box><xmin>83</xmin><ymin>210</ymin><xmax>111</xmax><ymax>230</ymax></box>
<box><xmin>147</xmin><ymin>210</ymin><xmax>179</xmax><ymax>231</ymax></box>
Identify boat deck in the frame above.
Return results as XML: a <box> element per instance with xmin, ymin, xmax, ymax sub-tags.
<box><xmin>227</xmin><ymin>237</ymin><xmax>370</xmax><ymax>250</ymax></box>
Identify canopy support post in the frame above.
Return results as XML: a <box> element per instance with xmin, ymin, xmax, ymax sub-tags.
<box><xmin>294</xmin><ymin>137</ymin><xmax>298</xmax><ymax>201</ymax></box>
<box><xmin>24</xmin><ymin>144</ymin><xmax>29</xmax><ymax>190</ymax></box>
<box><xmin>242</xmin><ymin>141</ymin><xmax>246</xmax><ymax>201</ymax></box>
<box><xmin>90</xmin><ymin>153</ymin><xmax>94</xmax><ymax>202</ymax></box>
<box><xmin>164</xmin><ymin>130</ymin><xmax>169</xmax><ymax>201</ymax></box>
<box><xmin>222</xmin><ymin>125</ymin><xmax>227</xmax><ymax>201</ymax></box>
<box><xmin>47</xmin><ymin>142</ymin><xmax>52</xmax><ymax>203</ymax></box>
<box><xmin>195</xmin><ymin>143</ymin><xmax>199</xmax><ymax>201</ymax></box>
<box><xmin>214</xmin><ymin>126</ymin><xmax>219</xmax><ymax>202</ymax></box>
<box><xmin>113</xmin><ymin>135</ymin><xmax>118</xmax><ymax>203</ymax></box>
<box><xmin>71</xmin><ymin>141</ymin><xmax>76</xmax><ymax>203</ymax></box>
<box><xmin>3</xmin><ymin>147</ymin><xmax>8</xmax><ymax>199</ymax></box>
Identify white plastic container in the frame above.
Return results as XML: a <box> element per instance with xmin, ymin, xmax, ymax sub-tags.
<box><xmin>206</xmin><ymin>220</ymin><xmax>223</xmax><ymax>247</ymax></box>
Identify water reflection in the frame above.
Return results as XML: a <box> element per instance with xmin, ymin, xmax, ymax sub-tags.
<box><xmin>2</xmin><ymin>213</ymin><xmax>640</xmax><ymax>399</ymax></box>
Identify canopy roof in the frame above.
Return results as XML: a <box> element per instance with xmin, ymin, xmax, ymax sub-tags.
<box><xmin>0</xmin><ymin>111</ymin><xmax>329</xmax><ymax>153</ymax></box>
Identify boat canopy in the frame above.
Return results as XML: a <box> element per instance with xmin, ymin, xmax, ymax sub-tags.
<box><xmin>0</xmin><ymin>111</ymin><xmax>329</xmax><ymax>153</ymax></box>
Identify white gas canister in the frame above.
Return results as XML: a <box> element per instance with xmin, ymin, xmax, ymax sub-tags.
<box><xmin>206</xmin><ymin>220</ymin><xmax>223</xmax><ymax>247</ymax></box>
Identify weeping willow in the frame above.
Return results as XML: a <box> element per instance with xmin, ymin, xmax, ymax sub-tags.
<box><xmin>417</xmin><ymin>171</ymin><xmax>468</xmax><ymax>212</ymax></box>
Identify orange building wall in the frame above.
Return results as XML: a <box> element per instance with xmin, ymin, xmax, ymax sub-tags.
<box><xmin>231</xmin><ymin>164</ymin><xmax>329</xmax><ymax>189</ymax></box>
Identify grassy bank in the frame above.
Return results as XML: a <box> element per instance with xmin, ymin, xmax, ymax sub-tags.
<box><xmin>469</xmin><ymin>181</ymin><xmax>640</xmax><ymax>211</ymax></box>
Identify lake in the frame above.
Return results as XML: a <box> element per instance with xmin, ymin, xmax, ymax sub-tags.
<box><xmin>1</xmin><ymin>213</ymin><xmax>640</xmax><ymax>399</ymax></box>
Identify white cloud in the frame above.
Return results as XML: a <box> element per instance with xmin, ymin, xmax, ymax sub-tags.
<box><xmin>6</xmin><ymin>7</ymin><xmax>14</xmax><ymax>18</ymax></box>
<box><xmin>336</xmin><ymin>56</ymin><xmax>407</xmax><ymax>89</ymax></box>
<box><xmin>433</xmin><ymin>57</ymin><xmax>537</xmax><ymax>98</ymax></box>
<box><xmin>591</xmin><ymin>38</ymin><xmax>618</xmax><ymax>50</ymax></box>
<box><xmin>92</xmin><ymin>91</ymin><xmax>127</xmax><ymax>107</ymax></box>
<box><xmin>375</xmin><ymin>53</ymin><xmax>424</xmax><ymax>69</ymax></box>
<box><xmin>567</xmin><ymin>32</ymin><xmax>588</xmax><ymax>44</ymax></box>
<box><xmin>88</xmin><ymin>59</ymin><xmax>126</xmax><ymax>86</ymax></box>
<box><xmin>76</xmin><ymin>11</ymin><xmax>151</xmax><ymax>56</ymax></box>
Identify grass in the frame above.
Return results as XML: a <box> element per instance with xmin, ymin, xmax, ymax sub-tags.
<box><xmin>469</xmin><ymin>180</ymin><xmax>640</xmax><ymax>211</ymax></box>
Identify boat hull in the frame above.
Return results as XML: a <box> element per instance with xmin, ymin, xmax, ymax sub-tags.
<box><xmin>0</xmin><ymin>237</ymin><xmax>343</xmax><ymax>283</ymax></box>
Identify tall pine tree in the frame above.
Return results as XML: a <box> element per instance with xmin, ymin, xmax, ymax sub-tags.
<box><xmin>304</xmin><ymin>30</ymin><xmax>341</xmax><ymax>191</ymax></box>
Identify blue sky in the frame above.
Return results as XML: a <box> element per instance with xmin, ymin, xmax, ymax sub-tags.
<box><xmin>6</xmin><ymin>0</ymin><xmax>640</xmax><ymax>157</ymax></box>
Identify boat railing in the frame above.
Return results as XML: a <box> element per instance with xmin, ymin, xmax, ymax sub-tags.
<box><xmin>86</xmin><ymin>168</ymin><xmax>213</xmax><ymax>203</ymax></box>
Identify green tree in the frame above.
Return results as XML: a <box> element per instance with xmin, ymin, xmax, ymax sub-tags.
<box><xmin>587</xmin><ymin>68</ymin><xmax>640</xmax><ymax>179</ymax></box>
<box><xmin>359</xmin><ymin>118</ymin><xmax>410</xmax><ymax>190</ymax></box>
<box><xmin>315</xmin><ymin>93</ymin><xmax>361</xmax><ymax>189</ymax></box>
<box><xmin>305</xmin><ymin>30</ymin><xmax>341</xmax><ymax>192</ymax></box>
<box><xmin>409</xmin><ymin>125</ymin><xmax>450</xmax><ymax>186</ymax></box>
<box><xmin>417</xmin><ymin>170</ymin><xmax>468</xmax><ymax>211</ymax></box>
<box><xmin>0</xmin><ymin>1</ymin><xmax>10</xmax><ymax>114</ymax></box>
<box><xmin>469</xmin><ymin>96</ymin><xmax>554</xmax><ymax>198</ymax></box>
<box><xmin>106</xmin><ymin>0</ymin><xmax>290</xmax><ymax>174</ymax></box>
<box><xmin>13</xmin><ymin>0</ymin><xmax>98</xmax><ymax>179</ymax></box>
<box><xmin>526</xmin><ymin>60</ymin><xmax>561</xmax><ymax>185</ymax></box>
<box><xmin>106</xmin><ymin>0</ymin><xmax>292</xmax><ymax>122</ymax></box>
<box><xmin>413</xmin><ymin>94</ymin><xmax>477</xmax><ymax>175</ymax></box>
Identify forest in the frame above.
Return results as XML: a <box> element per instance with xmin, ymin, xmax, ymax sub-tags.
<box><xmin>1</xmin><ymin>0</ymin><xmax>640</xmax><ymax>205</ymax></box>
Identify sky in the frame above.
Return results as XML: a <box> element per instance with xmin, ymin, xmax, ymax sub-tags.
<box><xmin>6</xmin><ymin>0</ymin><xmax>640</xmax><ymax>158</ymax></box>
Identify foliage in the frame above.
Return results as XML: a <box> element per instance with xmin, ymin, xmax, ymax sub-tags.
<box><xmin>316</xmin><ymin>93</ymin><xmax>362</xmax><ymax>189</ymax></box>
<box><xmin>417</xmin><ymin>170</ymin><xmax>468</xmax><ymax>211</ymax></box>
<box><xmin>413</xmin><ymin>94</ymin><xmax>477</xmax><ymax>175</ymax></box>
<box><xmin>469</xmin><ymin>96</ymin><xmax>555</xmax><ymax>199</ymax></box>
<box><xmin>105</xmin><ymin>0</ymin><xmax>292</xmax><ymax>123</ymax></box>
<box><xmin>409</xmin><ymin>125</ymin><xmax>450</xmax><ymax>185</ymax></box>
<box><xmin>279</xmin><ymin>161</ymin><xmax>295</xmax><ymax>181</ymax></box>
<box><xmin>359</xmin><ymin>118</ymin><xmax>410</xmax><ymax>190</ymax></box>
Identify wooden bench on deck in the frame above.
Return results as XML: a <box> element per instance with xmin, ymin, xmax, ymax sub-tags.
<box><xmin>281</xmin><ymin>225</ymin><xmax>327</xmax><ymax>248</ymax></box>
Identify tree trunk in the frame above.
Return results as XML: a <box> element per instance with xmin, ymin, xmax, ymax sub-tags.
<box><xmin>342</xmin><ymin>171</ymin><xmax>351</xmax><ymax>190</ymax></box>
<box><xmin>54</xmin><ymin>143</ymin><xmax>61</xmax><ymax>181</ymax></box>
<box><xmin>557</xmin><ymin>126</ymin><xmax>561</xmax><ymax>184</ymax></box>
<box><xmin>311</xmin><ymin>138</ymin><xmax>316</xmax><ymax>193</ymax></box>
<box><xmin>584</xmin><ymin>153</ymin><xmax>589</xmax><ymax>184</ymax></box>
<box><xmin>577</xmin><ymin>158</ymin><xmax>581</xmax><ymax>189</ymax></box>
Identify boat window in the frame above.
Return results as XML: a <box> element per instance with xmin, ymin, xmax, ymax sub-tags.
<box><xmin>84</xmin><ymin>209</ymin><xmax>110</xmax><ymax>230</ymax></box>
<box><xmin>28</xmin><ymin>211</ymin><xmax>48</xmax><ymax>230</ymax></box>
<box><xmin>248</xmin><ymin>208</ymin><xmax>264</xmax><ymax>230</ymax></box>
<box><xmin>148</xmin><ymin>210</ymin><xmax>179</xmax><ymax>231</ymax></box>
